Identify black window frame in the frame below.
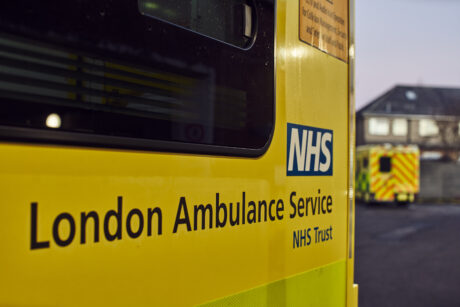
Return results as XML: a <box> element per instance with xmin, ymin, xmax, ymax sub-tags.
<box><xmin>0</xmin><ymin>0</ymin><xmax>275</xmax><ymax>157</ymax></box>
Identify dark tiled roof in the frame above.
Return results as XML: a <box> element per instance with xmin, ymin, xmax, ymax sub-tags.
<box><xmin>358</xmin><ymin>85</ymin><xmax>460</xmax><ymax>116</ymax></box>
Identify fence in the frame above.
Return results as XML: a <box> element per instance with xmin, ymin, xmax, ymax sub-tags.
<box><xmin>419</xmin><ymin>161</ymin><xmax>460</xmax><ymax>202</ymax></box>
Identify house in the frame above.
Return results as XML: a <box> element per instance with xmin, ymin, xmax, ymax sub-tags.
<box><xmin>356</xmin><ymin>85</ymin><xmax>460</xmax><ymax>161</ymax></box>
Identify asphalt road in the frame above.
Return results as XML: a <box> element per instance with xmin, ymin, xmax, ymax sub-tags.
<box><xmin>355</xmin><ymin>202</ymin><xmax>460</xmax><ymax>307</ymax></box>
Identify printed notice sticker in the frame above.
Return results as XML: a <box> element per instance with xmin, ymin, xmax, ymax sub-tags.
<box><xmin>299</xmin><ymin>0</ymin><xmax>349</xmax><ymax>62</ymax></box>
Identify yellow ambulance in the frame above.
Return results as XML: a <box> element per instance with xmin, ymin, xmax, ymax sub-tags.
<box><xmin>356</xmin><ymin>144</ymin><xmax>420</xmax><ymax>204</ymax></box>
<box><xmin>0</xmin><ymin>0</ymin><xmax>357</xmax><ymax>306</ymax></box>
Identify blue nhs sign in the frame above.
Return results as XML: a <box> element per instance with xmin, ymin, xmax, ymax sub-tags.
<box><xmin>287</xmin><ymin>123</ymin><xmax>333</xmax><ymax>176</ymax></box>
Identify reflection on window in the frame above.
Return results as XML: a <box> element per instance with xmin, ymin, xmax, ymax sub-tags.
<box><xmin>392</xmin><ymin>118</ymin><xmax>407</xmax><ymax>136</ymax></box>
<box><xmin>419</xmin><ymin>119</ymin><xmax>439</xmax><ymax>137</ymax></box>
<box><xmin>369</xmin><ymin>117</ymin><xmax>389</xmax><ymax>136</ymax></box>
<box><xmin>0</xmin><ymin>0</ymin><xmax>275</xmax><ymax>153</ymax></box>
<box><xmin>0</xmin><ymin>35</ymin><xmax>261</xmax><ymax>148</ymax></box>
<box><xmin>138</xmin><ymin>0</ymin><xmax>255</xmax><ymax>48</ymax></box>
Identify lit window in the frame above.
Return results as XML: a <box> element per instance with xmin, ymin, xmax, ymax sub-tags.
<box><xmin>419</xmin><ymin>119</ymin><xmax>439</xmax><ymax>137</ymax></box>
<box><xmin>369</xmin><ymin>118</ymin><xmax>390</xmax><ymax>136</ymax></box>
<box><xmin>392</xmin><ymin>118</ymin><xmax>407</xmax><ymax>136</ymax></box>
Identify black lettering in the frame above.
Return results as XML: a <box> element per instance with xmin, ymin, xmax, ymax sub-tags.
<box><xmin>30</xmin><ymin>202</ymin><xmax>50</xmax><ymax>249</ymax></box>
<box><xmin>298</xmin><ymin>198</ymin><xmax>305</xmax><ymax>217</ymax></box>
<box><xmin>306</xmin><ymin>197</ymin><xmax>311</xmax><ymax>216</ymax></box>
<box><xmin>80</xmin><ymin>211</ymin><xmax>99</xmax><ymax>244</ymax></box>
<box><xmin>268</xmin><ymin>200</ymin><xmax>276</xmax><ymax>221</ymax></box>
<box><xmin>294</xmin><ymin>229</ymin><xmax>307</xmax><ymax>248</ymax></box>
<box><xmin>53</xmin><ymin>213</ymin><xmax>76</xmax><ymax>247</ymax></box>
<box><xmin>258</xmin><ymin>200</ymin><xmax>267</xmax><ymax>222</ymax></box>
<box><xmin>242</xmin><ymin>192</ymin><xmax>246</xmax><ymax>224</ymax></box>
<box><xmin>194</xmin><ymin>204</ymin><xmax>213</xmax><ymax>230</ymax></box>
<box><xmin>126</xmin><ymin>209</ymin><xmax>144</xmax><ymax>238</ymax></box>
<box><xmin>300</xmin><ymin>229</ymin><xmax>307</xmax><ymax>246</ymax></box>
<box><xmin>311</xmin><ymin>196</ymin><xmax>318</xmax><ymax>215</ymax></box>
<box><xmin>173</xmin><ymin>197</ymin><xmax>191</xmax><ymax>233</ymax></box>
<box><xmin>293</xmin><ymin>230</ymin><xmax>300</xmax><ymax>248</ymax></box>
<box><xmin>216</xmin><ymin>193</ymin><xmax>227</xmax><ymax>228</ymax></box>
<box><xmin>321</xmin><ymin>196</ymin><xmax>327</xmax><ymax>214</ymax></box>
<box><xmin>148</xmin><ymin>207</ymin><xmax>163</xmax><ymax>235</ymax></box>
<box><xmin>314</xmin><ymin>226</ymin><xmax>319</xmax><ymax>242</ymax></box>
<box><xmin>104</xmin><ymin>196</ymin><xmax>123</xmax><ymax>241</ymax></box>
<box><xmin>276</xmin><ymin>199</ymin><xmax>284</xmax><ymax>220</ymax></box>
<box><xmin>229</xmin><ymin>202</ymin><xmax>240</xmax><ymax>226</ymax></box>
<box><xmin>327</xmin><ymin>196</ymin><xmax>333</xmax><ymax>213</ymax></box>
<box><xmin>247</xmin><ymin>201</ymin><xmax>256</xmax><ymax>224</ymax></box>
<box><xmin>289</xmin><ymin>192</ymin><xmax>297</xmax><ymax>218</ymax></box>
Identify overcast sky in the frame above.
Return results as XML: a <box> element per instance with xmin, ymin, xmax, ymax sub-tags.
<box><xmin>356</xmin><ymin>0</ymin><xmax>460</xmax><ymax>109</ymax></box>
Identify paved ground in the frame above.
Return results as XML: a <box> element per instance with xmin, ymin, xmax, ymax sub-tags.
<box><xmin>355</xmin><ymin>202</ymin><xmax>460</xmax><ymax>307</ymax></box>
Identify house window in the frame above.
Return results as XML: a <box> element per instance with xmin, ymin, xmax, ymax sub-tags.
<box><xmin>419</xmin><ymin>119</ymin><xmax>439</xmax><ymax>137</ymax></box>
<box><xmin>392</xmin><ymin>118</ymin><xmax>408</xmax><ymax>136</ymax></box>
<box><xmin>369</xmin><ymin>118</ymin><xmax>390</xmax><ymax>136</ymax></box>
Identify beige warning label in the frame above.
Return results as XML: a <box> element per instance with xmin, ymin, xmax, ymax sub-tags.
<box><xmin>299</xmin><ymin>0</ymin><xmax>348</xmax><ymax>62</ymax></box>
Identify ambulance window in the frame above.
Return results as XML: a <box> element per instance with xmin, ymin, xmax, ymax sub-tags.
<box><xmin>138</xmin><ymin>0</ymin><xmax>256</xmax><ymax>48</ymax></box>
<box><xmin>0</xmin><ymin>0</ymin><xmax>274</xmax><ymax>156</ymax></box>
<box><xmin>379</xmin><ymin>157</ymin><xmax>391</xmax><ymax>173</ymax></box>
<box><xmin>362</xmin><ymin>157</ymin><xmax>369</xmax><ymax>169</ymax></box>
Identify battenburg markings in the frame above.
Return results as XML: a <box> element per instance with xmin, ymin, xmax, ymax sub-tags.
<box><xmin>287</xmin><ymin>123</ymin><xmax>333</xmax><ymax>176</ymax></box>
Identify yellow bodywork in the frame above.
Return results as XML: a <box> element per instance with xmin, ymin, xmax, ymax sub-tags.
<box><xmin>0</xmin><ymin>0</ymin><xmax>357</xmax><ymax>306</ymax></box>
<box><xmin>356</xmin><ymin>145</ymin><xmax>420</xmax><ymax>203</ymax></box>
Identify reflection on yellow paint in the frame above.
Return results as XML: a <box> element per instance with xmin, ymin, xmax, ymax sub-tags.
<box><xmin>279</xmin><ymin>46</ymin><xmax>312</xmax><ymax>61</ymax></box>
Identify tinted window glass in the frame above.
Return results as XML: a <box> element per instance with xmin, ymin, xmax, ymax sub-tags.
<box><xmin>0</xmin><ymin>0</ymin><xmax>274</xmax><ymax>156</ymax></box>
<box><xmin>379</xmin><ymin>157</ymin><xmax>391</xmax><ymax>173</ymax></box>
<box><xmin>139</xmin><ymin>0</ymin><xmax>256</xmax><ymax>48</ymax></box>
<box><xmin>363</xmin><ymin>157</ymin><xmax>368</xmax><ymax>168</ymax></box>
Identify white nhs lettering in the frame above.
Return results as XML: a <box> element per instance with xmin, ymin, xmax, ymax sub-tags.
<box><xmin>287</xmin><ymin>125</ymin><xmax>332</xmax><ymax>175</ymax></box>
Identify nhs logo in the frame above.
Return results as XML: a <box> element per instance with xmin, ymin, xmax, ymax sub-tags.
<box><xmin>287</xmin><ymin>123</ymin><xmax>333</xmax><ymax>176</ymax></box>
